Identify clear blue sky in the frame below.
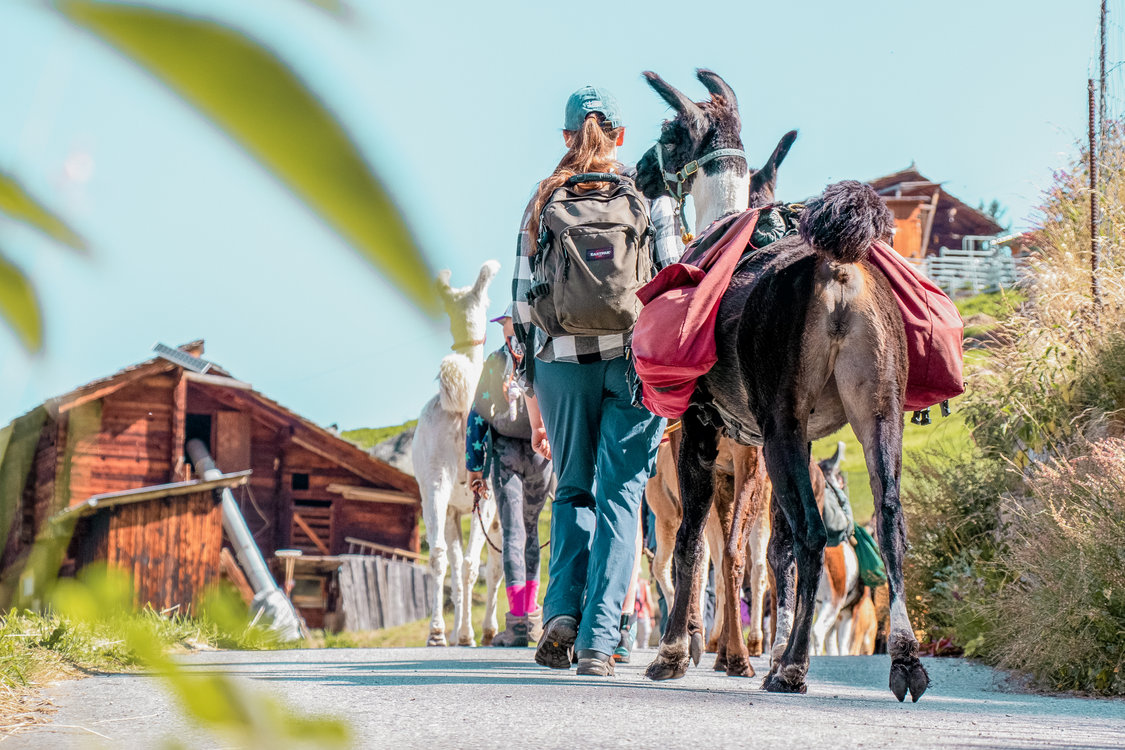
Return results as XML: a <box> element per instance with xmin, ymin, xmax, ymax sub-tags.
<box><xmin>0</xmin><ymin>0</ymin><xmax>1119</xmax><ymax>431</ymax></box>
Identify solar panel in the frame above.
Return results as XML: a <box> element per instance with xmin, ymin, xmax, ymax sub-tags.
<box><xmin>152</xmin><ymin>342</ymin><xmax>213</xmax><ymax>374</ymax></box>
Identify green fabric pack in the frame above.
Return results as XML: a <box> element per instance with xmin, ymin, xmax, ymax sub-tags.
<box><xmin>853</xmin><ymin>525</ymin><xmax>888</xmax><ymax>588</ymax></box>
<box><xmin>528</xmin><ymin>173</ymin><xmax>653</xmax><ymax>336</ymax></box>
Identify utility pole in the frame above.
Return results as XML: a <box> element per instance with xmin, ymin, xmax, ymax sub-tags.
<box><xmin>1089</xmin><ymin>79</ymin><xmax>1101</xmax><ymax>314</ymax></box>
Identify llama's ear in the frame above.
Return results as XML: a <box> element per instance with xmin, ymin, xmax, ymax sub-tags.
<box><xmin>830</xmin><ymin>441</ymin><xmax>845</xmax><ymax>471</ymax></box>
<box><xmin>750</xmin><ymin>129</ymin><xmax>797</xmax><ymax>197</ymax></box>
<box><xmin>436</xmin><ymin>269</ymin><xmax>453</xmax><ymax>298</ymax></box>
<box><xmin>472</xmin><ymin>260</ymin><xmax>501</xmax><ymax>296</ymax></box>
<box><xmin>643</xmin><ymin>71</ymin><xmax>703</xmax><ymax>123</ymax></box>
<box><xmin>695</xmin><ymin>69</ymin><xmax>737</xmax><ymax>108</ymax></box>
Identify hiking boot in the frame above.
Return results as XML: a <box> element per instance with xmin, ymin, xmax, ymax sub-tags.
<box><xmin>613</xmin><ymin>613</ymin><xmax>637</xmax><ymax>663</ymax></box>
<box><xmin>534</xmin><ymin>615</ymin><xmax>577</xmax><ymax>669</ymax></box>
<box><xmin>491</xmin><ymin>616</ymin><xmax>529</xmax><ymax>647</ymax></box>
<box><xmin>527</xmin><ymin>607</ymin><xmax>544</xmax><ymax>643</ymax></box>
<box><xmin>576</xmin><ymin>649</ymin><xmax>615</xmax><ymax>676</ymax></box>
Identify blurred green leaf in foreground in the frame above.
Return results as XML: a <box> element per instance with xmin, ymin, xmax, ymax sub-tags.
<box><xmin>58</xmin><ymin>0</ymin><xmax>436</xmax><ymax>313</ymax></box>
<box><xmin>0</xmin><ymin>173</ymin><xmax>87</xmax><ymax>352</ymax></box>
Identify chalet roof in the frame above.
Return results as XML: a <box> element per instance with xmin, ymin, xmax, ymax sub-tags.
<box><xmin>10</xmin><ymin>341</ymin><xmax>419</xmax><ymax>499</ymax></box>
<box><xmin>868</xmin><ymin>165</ymin><xmax>1005</xmax><ymax>237</ymax></box>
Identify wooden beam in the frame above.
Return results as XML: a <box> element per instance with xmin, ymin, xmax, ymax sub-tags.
<box><xmin>293</xmin><ymin>511</ymin><xmax>330</xmax><ymax>555</ymax></box>
<box><xmin>170</xmin><ymin>371</ymin><xmax>187</xmax><ymax>482</ymax></box>
<box><xmin>344</xmin><ymin>536</ymin><xmax>425</xmax><ymax>562</ymax></box>
<box><xmin>220</xmin><ymin>547</ymin><xmax>255</xmax><ymax>605</ymax></box>
<box><xmin>53</xmin><ymin>471</ymin><xmax>252</xmax><ymax>522</ymax></box>
<box><xmin>183</xmin><ymin>371</ymin><xmax>254</xmax><ymax>390</ymax></box>
<box><xmin>325</xmin><ymin>483</ymin><xmax>420</xmax><ymax>507</ymax></box>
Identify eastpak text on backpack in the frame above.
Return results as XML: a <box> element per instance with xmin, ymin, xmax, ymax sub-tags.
<box><xmin>528</xmin><ymin>173</ymin><xmax>653</xmax><ymax>336</ymax></box>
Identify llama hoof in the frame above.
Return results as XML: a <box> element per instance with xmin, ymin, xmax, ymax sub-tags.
<box><xmin>712</xmin><ymin>653</ymin><xmax>727</xmax><ymax>672</ymax></box>
<box><xmin>426</xmin><ymin>631</ymin><xmax>448</xmax><ymax>647</ymax></box>
<box><xmin>762</xmin><ymin>673</ymin><xmax>806</xmax><ymax>694</ymax></box>
<box><xmin>725</xmin><ymin>656</ymin><xmax>754</xmax><ymax>678</ymax></box>
<box><xmin>689</xmin><ymin>632</ymin><xmax>704</xmax><ymax>666</ymax></box>
<box><xmin>890</xmin><ymin>658</ymin><xmax>930</xmax><ymax>702</ymax></box>
<box><xmin>645</xmin><ymin>654</ymin><xmax>689</xmax><ymax>681</ymax></box>
<box><xmin>457</xmin><ymin>636</ymin><xmax>475</xmax><ymax>647</ymax></box>
<box><xmin>745</xmin><ymin>637</ymin><xmax>763</xmax><ymax>657</ymax></box>
<box><xmin>481</xmin><ymin>629</ymin><xmax>496</xmax><ymax>647</ymax></box>
<box><xmin>705</xmin><ymin>637</ymin><xmax>720</xmax><ymax>654</ymax></box>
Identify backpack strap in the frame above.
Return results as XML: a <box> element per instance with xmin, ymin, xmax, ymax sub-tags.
<box><xmin>565</xmin><ymin>172</ymin><xmax>621</xmax><ymax>186</ymax></box>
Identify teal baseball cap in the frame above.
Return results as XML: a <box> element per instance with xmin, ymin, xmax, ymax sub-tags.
<box><xmin>564</xmin><ymin>85</ymin><xmax>623</xmax><ymax>131</ymax></box>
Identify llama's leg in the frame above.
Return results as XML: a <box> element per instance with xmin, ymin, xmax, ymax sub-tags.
<box><xmin>705</xmin><ymin>507</ymin><xmax>726</xmax><ymax>657</ymax></box>
<box><xmin>812</xmin><ymin>544</ymin><xmax>847</xmax><ymax>656</ymax></box>
<box><xmin>745</xmin><ymin>508</ymin><xmax>771</xmax><ymax>657</ymax></box>
<box><xmin>724</xmin><ymin>445</ymin><xmax>767</xmax><ymax>675</ymax></box>
<box><xmin>645</xmin><ymin>407</ymin><xmax>719</xmax><ymax>681</ymax></box>
<box><xmin>835</xmin><ymin>605</ymin><xmax>854</xmax><ymax>656</ymax></box>
<box><xmin>445</xmin><ymin>508</ymin><xmax>466</xmax><ymax>646</ymax></box>
<box><xmin>645</xmin><ymin>467</ymin><xmax>680</xmax><ymax>625</ymax></box>
<box><xmin>460</xmin><ymin>498</ymin><xmax>493</xmax><ymax>646</ymax></box>
<box><xmin>760</xmin><ymin>433</ymin><xmax>825</xmax><ymax>694</ymax></box>
<box><xmin>839</xmin><ymin>383</ymin><xmax>929</xmax><ymax>700</ymax></box>
<box><xmin>481</xmin><ymin>506</ymin><xmax>504</xmax><ymax>646</ymax></box>
<box><xmin>765</xmin><ymin>498</ymin><xmax>794</xmax><ymax>674</ymax></box>
<box><xmin>720</xmin><ymin>501</ymin><xmax>753</xmax><ymax>677</ymax></box>
<box><xmin>422</xmin><ymin>481</ymin><xmax>450</xmax><ymax>647</ymax></box>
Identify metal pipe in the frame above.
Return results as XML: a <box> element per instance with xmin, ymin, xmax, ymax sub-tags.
<box><xmin>186</xmin><ymin>439</ymin><xmax>303</xmax><ymax>640</ymax></box>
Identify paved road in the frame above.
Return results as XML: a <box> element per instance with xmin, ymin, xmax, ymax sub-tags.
<box><xmin>13</xmin><ymin>647</ymin><xmax>1125</xmax><ymax>749</ymax></box>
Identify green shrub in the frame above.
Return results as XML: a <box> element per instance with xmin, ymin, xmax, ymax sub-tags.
<box><xmin>903</xmin><ymin>124</ymin><xmax>1125</xmax><ymax>694</ymax></box>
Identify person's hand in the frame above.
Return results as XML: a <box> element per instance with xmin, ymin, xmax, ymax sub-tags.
<box><xmin>468</xmin><ymin>470</ymin><xmax>489</xmax><ymax>499</ymax></box>
<box><xmin>532</xmin><ymin>427</ymin><xmax>552</xmax><ymax>460</ymax></box>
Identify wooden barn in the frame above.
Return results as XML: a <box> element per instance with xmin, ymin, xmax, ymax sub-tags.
<box><xmin>0</xmin><ymin>341</ymin><xmax>423</xmax><ymax>626</ymax></box>
<box><xmin>869</xmin><ymin>165</ymin><xmax>1005</xmax><ymax>259</ymax></box>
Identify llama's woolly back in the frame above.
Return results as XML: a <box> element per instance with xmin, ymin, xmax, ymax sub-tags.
<box><xmin>437</xmin><ymin>353</ymin><xmax>479</xmax><ymax>414</ymax></box>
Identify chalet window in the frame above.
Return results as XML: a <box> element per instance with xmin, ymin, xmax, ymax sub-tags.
<box><xmin>291</xmin><ymin>473</ymin><xmax>310</xmax><ymax>491</ymax></box>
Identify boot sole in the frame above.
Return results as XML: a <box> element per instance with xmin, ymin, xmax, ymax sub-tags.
<box><xmin>534</xmin><ymin>618</ymin><xmax>577</xmax><ymax>669</ymax></box>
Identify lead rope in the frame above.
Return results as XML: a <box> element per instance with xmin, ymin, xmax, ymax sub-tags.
<box><xmin>472</xmin><ymin>487</ymin><xmax>550</xmax><ymax>552</ymax></box>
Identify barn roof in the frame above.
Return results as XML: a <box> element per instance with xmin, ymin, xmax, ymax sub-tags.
<box><xmin>13</xmin><ymin>341</ymin><xmax>419</xmax><ymax>499</ymax></box>
<box><xmin>868</xmin><ymin>165</ymin><xmax>1005</xmax><ymax>238</ymax></box>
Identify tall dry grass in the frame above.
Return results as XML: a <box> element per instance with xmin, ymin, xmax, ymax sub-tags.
<box><xmin>904</xmin><ymin>124</ymin><xmax>1125</xmax><ymax>694</ymax></box>
<box><xmin>987</xmin><ymin>439</ymin><xmax>1125</xmax><ymax>694</ymax></box>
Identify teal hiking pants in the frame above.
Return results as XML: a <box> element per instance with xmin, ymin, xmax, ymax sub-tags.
<box><xmin>534</xmin><ymin>357</ymin><xmax>664</xmax><ymax>656</ymax></box>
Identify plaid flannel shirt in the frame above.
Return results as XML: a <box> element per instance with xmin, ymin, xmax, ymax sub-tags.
<box><xmin>511</xmin><ymin>188</ymin><xmax>682</xmax><ymax>393</ymax></box>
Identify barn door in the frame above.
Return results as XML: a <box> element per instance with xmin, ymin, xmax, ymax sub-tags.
<box><xmin>213</xmin><ymin>411</ymin><xmax>251</xmax><ymax>473</ymax></box>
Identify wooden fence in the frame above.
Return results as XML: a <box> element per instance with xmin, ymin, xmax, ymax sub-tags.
<box><xmin>336</xmin><ymin>554</ymin><xmax>433</xmax><ymax>631</ymax></box>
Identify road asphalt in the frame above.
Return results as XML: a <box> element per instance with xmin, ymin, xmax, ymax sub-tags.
<box><xmin>11</xmin><ymin>647</ymin><xmax>1125</xmax><ymax>749</ymax></box>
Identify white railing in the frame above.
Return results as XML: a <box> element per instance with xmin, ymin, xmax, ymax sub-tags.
<box><xmin>903</xmin><ymin>236</ymin><xmax>1023</xmax><ymax>295</ymax></box>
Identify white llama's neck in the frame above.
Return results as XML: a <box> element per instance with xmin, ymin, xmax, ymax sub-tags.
<box><xmin>692</xmin><ymin>170</ymin><xmax>749</xmax><ymax>230</ymax></box>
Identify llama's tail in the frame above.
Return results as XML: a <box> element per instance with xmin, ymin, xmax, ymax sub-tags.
<box><xmin>798</xmin><ymin>180</ymin><xmax>893</xmax><ymax>264</ymax></box>
<box><xmin>437</xmin><ymin>353</ymin><xmax>477</xmax><ymax>414</ymax></box>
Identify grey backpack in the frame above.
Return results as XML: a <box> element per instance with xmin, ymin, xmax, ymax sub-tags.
<box><xmin>528</xmin><ymin>173</ymin><xmax>654</xmax><ymax>336</ymax></box>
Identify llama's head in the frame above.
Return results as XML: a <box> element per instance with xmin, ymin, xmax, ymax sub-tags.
<box><xmin>435</xmin><ymin>260</ymin><xmax>501</xmax><ymax>349</ymax></box>
<box><xmin>635</xmin><ymin>70</ymin><xmax>797</xmax><ymax>212</ymax></box>
<box><xmin>818</xmin><ymin>441</ymin><xmax>849</xmax><ymax>502</ymax></box>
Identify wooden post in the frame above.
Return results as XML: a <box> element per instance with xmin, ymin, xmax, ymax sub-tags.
<box><xmin>1089</xmin><ymin>79</ymin><xmax>1101</xmax><ymax>314</ymax></box>
<box><xmin>1100</xmin><ymin>0</ymin><xmax>1107</xmax><ymax>140</ymax></box>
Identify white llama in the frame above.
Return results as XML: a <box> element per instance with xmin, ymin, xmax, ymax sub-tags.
<box><xmin>413</xmin><ymin>260</ymin><xmax>504</xmax><ymax>646</ymax></box>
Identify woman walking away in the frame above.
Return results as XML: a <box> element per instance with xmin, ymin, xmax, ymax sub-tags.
<box><xmin>465</xmin><ymin>307</ymin><xmax>553</xmax><ymax>647</ymax></box>
<box><xmin>513</xmin><ymin>85</ymin><xmax>681</xmax><ymax>676</ymax></box>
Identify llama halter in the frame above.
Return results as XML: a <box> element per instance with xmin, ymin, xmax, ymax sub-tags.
<box><xmin>652</xmin><ymin>143</ymin><xmax>748</xmax><ymax>243</ymax></box>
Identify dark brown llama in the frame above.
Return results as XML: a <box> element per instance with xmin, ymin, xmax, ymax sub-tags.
<box><xmin>634</xmin><ymin>69</ymin><xmax>929</xmax><ymax>702</ymax></box>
